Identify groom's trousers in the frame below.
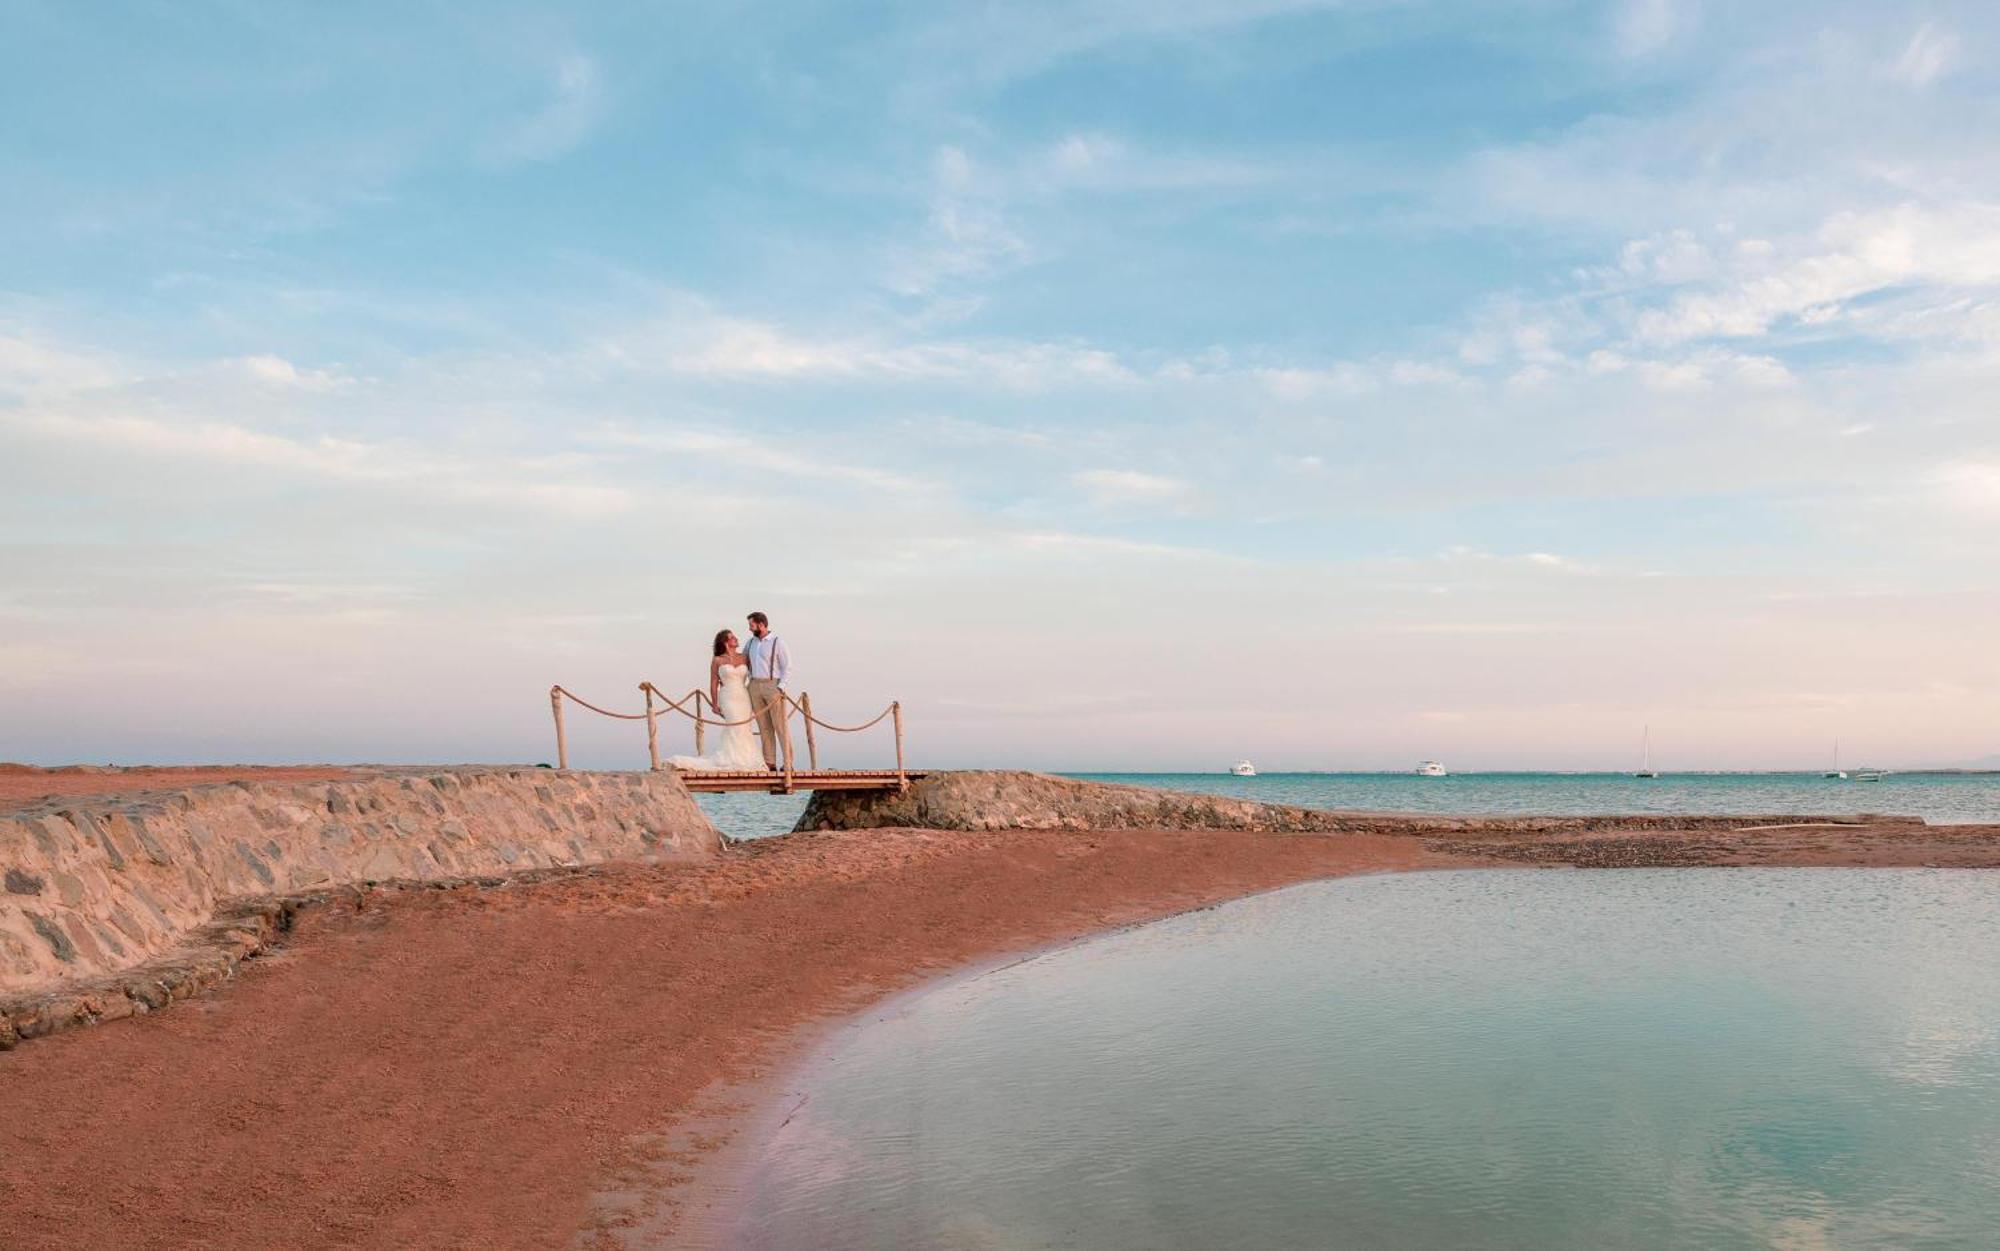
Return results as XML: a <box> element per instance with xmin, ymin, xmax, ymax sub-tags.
<box><xmin>748</xmin><ymin>678</ymin><xmax>787</xmax><ymax>768</ymax></box>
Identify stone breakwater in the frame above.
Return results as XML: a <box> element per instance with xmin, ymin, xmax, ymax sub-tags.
<box><xmin>0</xmin><ymin>768</ymin><xmax>718</xmax><ymax>1021</ymax></box>
<box><xmin>797</xmin><ymin>769</ymin><xmax>1911</xmax><ymax>837</ymax></box>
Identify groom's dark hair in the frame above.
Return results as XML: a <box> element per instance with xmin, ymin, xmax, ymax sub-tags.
<box><xmin>747</xmin><ymin>611</ymin><xmax>769</xmax><ymax>626</ymax></box>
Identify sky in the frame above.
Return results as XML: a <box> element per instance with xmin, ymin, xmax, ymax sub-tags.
<box><xmin>3</xmin><ymin>0</ymin><xmax>1998</xmax><ymax>772</ymax></box>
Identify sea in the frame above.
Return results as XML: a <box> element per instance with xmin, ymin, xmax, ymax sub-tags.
<box><xmin>697</xmin><ymin>771</ymin><xmax>2000</xmax><ymax>842</ymax></box>
<box><xmin>726</xmin><ymin>868</ymin><xmax>2000</xmax><ymax>1249</ymax></box>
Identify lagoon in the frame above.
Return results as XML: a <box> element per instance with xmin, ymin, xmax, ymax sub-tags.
<box><xmin>728</xmin><ymin>869</ymin><xmax>2000</xmax><ymax>1249</ymax></box>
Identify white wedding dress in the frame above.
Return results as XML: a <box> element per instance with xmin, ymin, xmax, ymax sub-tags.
<box><xmin>668</xmin><ymin>663</ymin><xmax>767</xmax><ymax>771</ymax></box>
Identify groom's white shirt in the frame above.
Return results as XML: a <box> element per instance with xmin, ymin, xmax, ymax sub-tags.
<box><xmin>746</xmin><ymin>634</ymin><xmax>790</xmax><ymax>684</ymax></box>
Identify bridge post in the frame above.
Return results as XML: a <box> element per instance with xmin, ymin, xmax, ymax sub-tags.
<box><xmin>550</xmin><ymin>686</ymin><xmax>568</xmax><ymax>771</ymax></box>
<box><xmin>695</xmin><ymin>697</ymin><xmax>706</xmax><ymax>756</ymax></box>
<box><xmin>799</xmin><ymin>692</ymin><xmax>820</xmax><ymax>771</ymax></box>
<box><xmin>643</xmin><ymin>684</ymin><xmax>660</xmax><ymax>771</ymax></box>
<box><xmin>781</xmin><ymin>695</ymin><xmax>795</xmax><ymax>792</ymax></box>
<box><xmin>892</xmin><ymin>700</ymin><xmax>905</xmax><ymax>788</ymax></box>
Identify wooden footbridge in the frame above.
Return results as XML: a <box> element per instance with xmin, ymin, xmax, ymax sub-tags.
<box><xmin>548</xmin><ymin>682</ymin><xmax>922</xmax><ymax>795</ymax></box>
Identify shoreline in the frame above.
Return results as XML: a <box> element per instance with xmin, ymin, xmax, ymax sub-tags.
<box><xmin>4</xmin><ymin>796</ymin><xmax>1999</xmax><ymax>1247</ymax></box>
<box><xmin>0</xmin><ymin>824</ymin><xmax>1464</xmax><ymax>1249</ymax></box>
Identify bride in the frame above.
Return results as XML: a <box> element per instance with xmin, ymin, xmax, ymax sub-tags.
<box><xmin>667</xmin><ymin>629</ymin><xmax>769</xmax><ymax>771</ymax></box>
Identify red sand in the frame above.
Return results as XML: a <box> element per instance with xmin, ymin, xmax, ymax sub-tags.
<box><xmin>0</xmin><ymin>764</ymin><xmax>364</xmax><ymax>810</ymax></box>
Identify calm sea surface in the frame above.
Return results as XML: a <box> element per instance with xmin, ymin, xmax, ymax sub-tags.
<box><xmin>698</xmin><ymin>771</ymin><xmax>2000</xmax><ymax>840</ymax></box>
<box><xmin>727</xmin><ymin>869</ymin><xmax>2000</xmax><ymax>1250</ymax></box>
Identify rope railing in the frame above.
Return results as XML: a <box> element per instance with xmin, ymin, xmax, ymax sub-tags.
<box><xmin>546</xmin><ymin>681</ymin><xmax>906</xmax><ymax>788</ymax></box>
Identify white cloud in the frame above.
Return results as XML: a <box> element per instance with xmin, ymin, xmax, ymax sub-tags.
<box><xmin>1937</xmin><ymin>460</ymin><xmax>2000</xmax><ymax>517</ymax></box>
<box><xmin>592</xmin><ymin>304</ymin><xmax>1138</xmax><ymax>389</ymax></box>
<box><xmin>485</xmin><ymin>53</ymin><xmax>602</xmax><ymax>164</ymax></box>
<box><xmin>1889</xmin><ymin>22</ymin><xmax>1960</xmax><ymax>88</ymax></box>
<box><xmin>231</xmin><ymin>354</ymin><xmax>349</xmax><ymax>392</ymax></box>
<box><xmin>1071</xmin><ymin>468</ymin><xmax>1194</xmax><ymax>508</ymax></box>
<box><xmin>10</xmin><ymin>408</ymin><xmax>632</xmax><ymax>518</ymax></box>
<box><xmin>1611</xmin><ymin>0</ymin><xmax>1696</xmax><ymax>60</ymax></box>
<box><xmin>1634</xmin><ymin>203</ymin><xmax>2000</xmax><ymax>345</ymax></box>
<box><xmin>882</xmin><ymin>146</ymin><xmax>1033</xmax><ymax>297</ymax></box>
<box><xmin>0</xmin><ymin>332</ymin><xmax>124</xmax><ymax>396</ymax></box>
<box><xmin>586</xmin><ymin>424</ymin><xmax>932</xmax><ymax>494</ymax></box>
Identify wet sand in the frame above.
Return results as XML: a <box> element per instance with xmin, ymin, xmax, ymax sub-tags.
<box><xmin>4</xmin><ymin>810</ymin><xmax>1998</xmax><ymax>1248</ymax></box>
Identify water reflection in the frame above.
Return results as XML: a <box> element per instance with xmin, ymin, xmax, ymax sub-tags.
<box><xmin>729</xmin><ymin>870</ymin><xmax>2000</xmax><ymax>1250</ymax></box>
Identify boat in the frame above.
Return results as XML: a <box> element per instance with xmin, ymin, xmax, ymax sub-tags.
<box><xmin>1635</xmin><ymin>726</ymin><xmax>1660</xmax><ymax>779</ymax></box>
<box><xmin>1415</xmin><ymin>760</ymin><xmax>1448</xmax><ymax>777</ymax></box>
<box><xmin>1853</xmin><ymin>769</ymin><xmax>1885</xmax><ymax>782</ymax></box>
<box><xmin>1229</xmin><ymin>760</ymin><xmax>1257</xmax><ymax>777</ymax></box>
<box><xmin>1824</xmin><ymin>738</ymin><xmax>1847</xmax><ymax>779</ymax></box>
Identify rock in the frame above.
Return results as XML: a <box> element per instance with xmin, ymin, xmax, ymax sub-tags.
<box><xmin>26</xmin><ymin>912</ymin><xmax>76</xmax><ymax>962</ymax></box>
<box><xmin>1</xmin><ymin>767</ymin><xmax>720</xmax><ymax>1001</ymax></box>
<box><xmin>796</xmin><ymin>770</ymin><xmax>1362</xmax><ymax>834</ymax></box>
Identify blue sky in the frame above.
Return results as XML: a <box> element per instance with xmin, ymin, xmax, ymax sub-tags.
<box><xmin>3</xmin><ymin>0</ymin><xmax>1998</xmax><ymax>769</ymax></box>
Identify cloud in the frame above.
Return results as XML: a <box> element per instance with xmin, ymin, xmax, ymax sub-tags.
<box><xmin>0</xmin><ymin>331</ymin><xmax>124</xmax><ymax>396</ymax></box>
<box><xmin>484</xmin><ymin>53</ymin><xmax>602</xmax><ymax>164</ymax></box>
<box><xmin>1071</xmin><ymin>468</ymin><xmax>1194</xmax><ymax>508</ymax></box>
<box><xmin>585</xmin><ymin>424</ymin><xmax>932</xmax><ymax>494</ymax></box>
<box><xmin>1611</xmin><ymin>0</ymin><xmax>1697</xmax><ymax>59</ymax></box>
<box><xmin>1632</xmin><ymin>203</ymin><xmax>2000</xmax><ymax>346</ymax></box>
<box><xmin>881</xmin><ymin>146</ymin><xmax>1033</xmax><ymax>297</ymax></box>
<box><xmin>9</xmin><ymin>408</ymin><xmax>632</xmax><ymax>518</ymax></box>
<box><xmin>1936</xmin><ymin>460</ymin><xmax>2000</xmax><ymax>518</ymax></box>
<box><xmin>590</xmin><ymin>303</ymin><xmax>1139</xmax><ymax>389</ymax></box>
<box><xmin>1889</xmin><ymin>22</ymin><xmax>1960</xmax><ymax>88</ymax></box>
<box><xmin>230</xmin><ymin>354</ymin><xmax>350</xmax><ymax>392</ymax></box>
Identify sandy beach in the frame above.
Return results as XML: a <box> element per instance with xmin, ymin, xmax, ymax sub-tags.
<box><xmin>3</xmin><ymin>765</ymin><xmax>1998</xmax><ymax>1249</ymax></box>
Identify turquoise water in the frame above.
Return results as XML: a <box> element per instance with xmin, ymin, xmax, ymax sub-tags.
<box><xmin>699</xmin><ymin>772</ymin><xmax>2000</xmax><ymax>841</ymax></box>
<box><xmin>728</xmin><ymin>870</ymin><xmax>2000</xmax><ymax>1249</ymax></box>
<box><xmin>1083</xmin><ymin>772</ymin><xmax>2000</xmax><ymax>825</ymax></box>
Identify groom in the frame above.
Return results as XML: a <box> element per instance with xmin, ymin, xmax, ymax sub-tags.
<box><xmin>743</xmin><ymin>611</ymin><xmax>791</xmax><ymax>770</ymax></box>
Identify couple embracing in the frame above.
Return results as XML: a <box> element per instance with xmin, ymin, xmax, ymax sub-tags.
<box><xmin>669</xmin><ymin>611</ymin><xmax>792</xmax><ymax>772</ymax></box>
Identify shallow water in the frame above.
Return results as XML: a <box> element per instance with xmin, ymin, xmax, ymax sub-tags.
<box><xmin>698</xmin><ymin>771</ymin><xmax>2000</xmax><ymax>841</ymax></box>
<box><xmin>729</xmin><ymin>869</ymin><xmax>2000</xmax><ymax>1250</ymax></box>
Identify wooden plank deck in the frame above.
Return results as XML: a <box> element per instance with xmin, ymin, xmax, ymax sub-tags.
<box><xmin>669</xmin><ymin>768</ymin><xmax>925</xmax><ymax>795</ymax></box>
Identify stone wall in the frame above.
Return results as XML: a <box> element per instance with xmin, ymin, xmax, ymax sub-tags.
<box><xmin>797</xmin><ymin>769</ymin><xmax>1898</xmax><ymax>837</ymax></box>
<box><xmin>0</xmin><ymin>768</ymin><xmax>717</xmax><ymax>997</ymax></box>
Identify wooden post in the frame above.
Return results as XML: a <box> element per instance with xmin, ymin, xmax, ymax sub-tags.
<box><xmin>550</xmin><ymin>686</ymin><xmax>568</xmax><ymax>771</ymax></box>
<box><xmin>781</xmin><ymin>693</ymin><xmax>795</xmax><ymax>792</ymax></box>
<box><xmin>892</xmin><ymin>700</ymin><xmax>905</xmax><ymax>789</ymax></box>
<box><xmin>643</xmin><ymin>683</ymin><xmax>660</xmax><ymax>771</ymax></box>
<box><xmin>799</xmin><ymin>692</ymin><xmax>820</xmax><ymax>771</ymax></box>
<box><xmin>695</xmin><ymin>695</ymin><xmax>706</xmax><ymax>756</ymax></box>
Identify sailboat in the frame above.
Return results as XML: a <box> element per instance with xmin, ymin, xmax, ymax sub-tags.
<box><xmin>1824</xmin><ymin>739</ymin><xmax>1847</xmax><ymax>780</ymax></box>
<box><xmin>1634</xmin><ymin>726</ymin><xmax>1660</xmax><ymax>779</ymax></box>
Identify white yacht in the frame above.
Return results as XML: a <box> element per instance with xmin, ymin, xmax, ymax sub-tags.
<box><xmin>1415</xmin><ymin>760</ymin><xmax>1448</xmax><ymax>777</ymax></box>
<box><xmin>1824</xmin><ymin>738</ymin><xmax>1847</xmax><ymax>779</ymax></box>
<box><xmin>1635</xmin><ymin>725</ymin><xmax>1660</xmax><ymax>779</ymax></box>
<box><xmin>1230</xmin><ymin>760</ymin><xmax>1257</xmax><ymax>777</ymax></box>
<box><xmin>1853</xmin><ymin>769</ymin><xmax>1886</xmax><ymax>783</ymax></box>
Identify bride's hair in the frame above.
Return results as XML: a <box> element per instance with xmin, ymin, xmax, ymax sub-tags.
<box><xmin>712</xmin><ymin>629</ymin><xmax>732</xmax><ymax>657</ymax></box>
